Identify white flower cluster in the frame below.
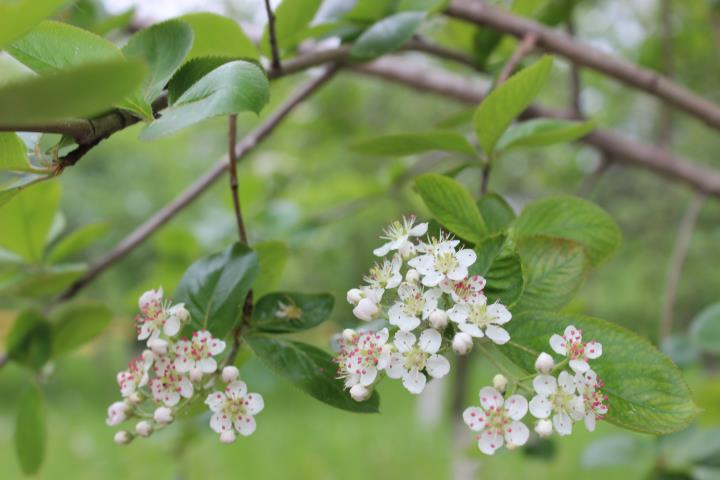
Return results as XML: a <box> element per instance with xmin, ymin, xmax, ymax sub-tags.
<box><xmin>106</xmin><ymin>288</ymin><xmax>263</xmax><ymax>445</ymax></box>
<box><xmin>336</xmin><ymin>216</ymin><xmax>513</xmax><ymax>399</ymax></box>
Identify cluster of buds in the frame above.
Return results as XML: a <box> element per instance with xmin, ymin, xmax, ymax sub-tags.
<box><xmin>106</xmin><ymin>288</ymin><xmax>263</xmax><ymax>445</ymax></box>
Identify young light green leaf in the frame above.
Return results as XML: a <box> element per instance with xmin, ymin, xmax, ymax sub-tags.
<box><xmin>46</xmin><ymin>222</ymin><xmax>110</xmax><ymax>263</ymax></box>
<box><xmin>247</xmin><ymin>335</ymin><xmax>379</xmax><ymax>413</ymax></box>
<box><xmin>166</xmin><ymin>56</ymin><xmax>233</xmax><ymax>105</ymax></box>
<box><xmin>15</xmin><ymin>383</ymin><xmax>46</xmax><ymax>475</ymax></box>
<box><xmin>512</xmin><ymin>195</ymin><xmax>622</xmax><ymax>266</ymax></box>
<box><xmin>50</xmin><ymin>301</ymin><xmax>112</xmax><ymax>357</ymax></box>
<box><xmin>0</xmin><ymin>133</ymin><xmax>32</xmax><ymax>172</ymax></box>
<box><xmin>504</xmin><ymin>311</ymin><xmax>697</xmax><ymax>434</ymax></box>
<box><xmin>253</xmin><ymin>240</ymin><xmax>289</xmax><ymax>298</ymax></box>
<box><xmin>0</xmin><ymin>0</ymin><xmax>66</xmax><ymax>49</ymax></box>
<box><xmin>174</xmin><ymin>243</ymin><xmax>259</xmax><ymax>338</ymax></box>
<box><xmin>477</xmin><ymin>193</ymin><xmax>515</xmax><ymax>234</ymax></box>
<box><xmin>260</xmin><ymin>0</ymin><xmax>322</xmax><ymax>56</ymax></box>
<box><xmin>473</xmin><ymin>55</ymin><xmax>553</xmax><ymax>155</ymax></box>
<box><xmin>515</xmin><ymin>236</ymin><xmax>588</xmax><ymax>311</ymax></box>
<box><xmin>350</xmin><ymin>131</ymin><xmax>476</xmax><ymax>156</ymax></box>
<box><xmin>469</xmin><ymin>234</ymin><xmax>524</xmax><ymax>306</ymax></box>
<box><xmin>180</xmin><ymin>12</ymin><xmax>259</xmax><ymax>60</ymax></box>
<box><xmin>252</xmin><ymin>292</ymin><xmax>334</xmax><ymax>334</ymax></box>
<box><xmin>415</xmin><ymin>173</ymin><xmax>487</xmax><ymax>243</ymax></box>
<box><xmin>496</xmin><ymin>118</ymin><xmax>596</xmax><ymax>152</ymax></box>
<box><xmin>140</xmin><ymin>61</ymin><xmax>269</xmax><ymax>141</ymax></box>
<box><xmin>6</xmin><ymin>309</ymin><xmax>52</xmax><ymax>371</ymax></box>
<box><xmin>1</xmin><ymin>263</ymin><xmax>87</xmax><ymax>299</ymax></box>
<box><xmin>689</xmin><ymin>303</ymin><xmax>720</xmax><ymax>355</ymax></box>
<box><xmin>350</xmin><ymin>11</ymin><xmax>425</xmax><ymax>60</ymax></box>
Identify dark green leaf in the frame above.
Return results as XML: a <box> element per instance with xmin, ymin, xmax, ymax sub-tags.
<box><xmin>180</xmin><ymin>12</ymin><xmax>259</xmax><ymax>60</ymax></box>
<box><xmin>6</xmin><ymin>309</ymin><xmax>52</xmax><ymax>370</ymax></box>
<box><xmin>470</xmin><ymin>234</ymin><xmax>524</xmax><ymax>306</ymax></box>
<box><xmin>14</xmin><ymin>383</ymin><xmax>46</xmax><ymax>475</ymax></box>
<box><xmin>46</xmin><ymin>222</ymin><xmax>110</xmax><ymax>263</ymax></box>
<box><xmin>477</xmin><ymin>193</ymin><xmax>515</xmax><ymax>234</ymax></box>
<box><xmin>252</xmin><ymin>292</ymin><xmax>334</xmax><ymax>333</ymax></box>
<box><xmin>690</xmin><ymin>302</ymin><xmax>720</xmax><ymax>355</ymax></box>
<box><xmin>0</xmin><ymin>0</ymin><xmax>66</xmax><ymax>49</ymax></box>
<box><xmin>51</xmin><ymin>301</ymin><xmax>112</xmax><ymax>357</ymax></box>
<box><xmin>253</xmin><ymin>240</ymin><xmax>289</xmax><ymax>298</ymax></box>
<box><xmin>350</xmin><ymin>11</ymin><xmax>425</xmax><ymax>60</ymax></box>
<box><xmin>496</xmin><ymin>118</ymin><xmax>596</xmax><ymax>151</ymax></box>
<box><xmin>350</xmin><ymin>131</ymin><xmax>476</xmax><ymax>156</ymax></box>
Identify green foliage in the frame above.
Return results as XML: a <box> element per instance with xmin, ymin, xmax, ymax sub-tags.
<box><xmin>246</xmin><ymin>335</ymin><xmax>380</xmax><ymax>413</ymax></box>
<box><xmin>350</xmin><ymin>131</ymin><xmax>476</xmax><ymax>156</ymax></box>
<box><xmin>505</xmin><ymin>311</ymin><xmax>697</xmax><ymax>434</ymax></box>
<box><xmin>50</xmin><ymin>301</ymin><xmax>112</xmax><ymax>357</ymax></box>
<box><xmin>689</xmin><ymin>302</ymin><xmax>720</xmax><ymax>355</ymax></box>
<box><xmin>350</xmin><ymin>11</ymin><xmax>425</xmax><ymax>60</ymax></box>
<box><xmin>473</xmin><ymin>56</ymin><xmax>553</xmax><ymax>155</ymax></box>
<box><xmin>14</xmin><ymin>383</ymin><xmax>46</xmax><ymax>475</ymax></box>
<box><xmin>477</xmin><ymin>193</ymin><xmax>516</xmax><ymax>234</ymax></box>
<box><xmin>174</xmin><ymin>243</ymin><xmax>259</xmax><ymax>338</ymax></box>
<box><xmin>511</xmin><ymin>195</ymin><xmax>622</xmax><ymax>266</ymax></box>
<box><xmin>6</xmin><ymin>309</ymin><xmax>52</xmax><ymax>370</ymax></box>
<box><xmin>470</xmin><ymin>234</ymin><xmax>524</xmax><ymax>306</ymax></box>
<box><xmin>253</xmin><ymin>240</ymin><xmax>289</xmax><ymax>298</ymax></box>
<box><xmin>0</xmin><ymin>133</ymin><xmax>34</xmax><ymax>173</ymax></box>
<box><xmin>1</xmin><ymin>263</ymin><xmax>86</xmax><ymax>299</ymax></box>
<box><xmin>472</xmin><ymin>28</ymin><xmax>503</xmax><ymax>68</ymax></box>
<box><xmin>140</xmin><ymin>61</ymin><xmax>269</xmax><ymax>140</ymax></box>
<box><xmin>180</xmin><ymin>12</ymin><xmax>259</xmax><ymax>60</ymax></box>
<box><xmin>252</xmin><ymin>292</ymin><xmax>334</xmax><ymax>333</ymax></box>
<box><xmin>260</xmin><ymin>0</ymin><xmax>323</xmax><ymax>56</ymax></box>
<box><xmin>46</xmin><ymin>222</ymin><xmax>110</xmax><ymax>263</ymax></box>
<box><xmin>166</xmin><ymin>56</ymin><xmax>234</xmax><ymax>105</ymax></box>
<box><xmin>496</xmin><ymin>118</ymin><xmax>596</xmax><ymax>152</ymax></box>
<box><xmin>397</xmin><ymin>0</ymin><xmax>448</xmax><ymax>13</ymax></box>
<box><xmin>415</xmin><ymin>173</ymin><xmax>487</xmax><ymax>243</ymax></box>
<box><xmin>0</xmin><ymin>0</ymin><xmax>65</xmax><ymax>49</ymax></box>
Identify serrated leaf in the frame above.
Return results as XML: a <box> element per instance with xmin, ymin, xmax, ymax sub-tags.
<box><xmin>180</xmin><ymin>12</ymin><xmax>259</xmax><ymax>60</ymax></box>
<box><xmin>350</xmin><ymin>11</ymin><xmax>425</xmax><ymax>60</ymax></box>
<box><xmin>6</xmin><ymin>309</ymin><xmax>52</xmax><ymax>370</ymax></box>
<box><xmin>140</xmin><ymin>61</ymin><xmax>269</xmax><ymax>141</ymax></box>
<box><xmin>46</xmin><ymin>222</ymin><xmax>110</xmax><ymax>263</ymax></box>
<box><xmin>260</xmin><ymin>0</ymin><xmax>322</xmax><ymax>56</ymax></box>
<box><xmin>473</xmin><ymin>55</ymin><xmax>553</xmax><ymax>155</ymax></box>
<box><xmin>470</xmin><ymin>234</ymin><xmax>524</xmax><ymax>306</ymax></box>
<box><xmin>0</xmin><ymin>133</ymin><xmax>32</xmax><ymax>172</ymax></box>
<box><xmin>252</xmin><ymin>292</ymin><xmax>334</xmax><ymax>333</ymax></box>
<box><xmin>174</xmin><ymin>243</ymin><xmax>259</xmax><ymax>338</ymax></box>
<box><xmin>690</xmin><ymin>303</ymin><xmax>720</xmax><ymax>355</ymax></box>
<box><xmin>350</xmin><ymin>131</ymin><xmax>476</xmax><ymax>156</ymax></box>
<box><xmin>415</xmin><ymin>173</ymin><xmax>487</xmax><ymax>243</ymax></box>
<box><xmin>166</xmin><ymin>56</ymin><xmax>233</xmax><ymax>105</ymax></box>
<box><xmin>253</xmin><ymin>240</ymin><xmax>289</xmax><ymax>298</ymax></box>
<box><xmin>504</xmin><ymin>311</ymin><xmax>697</xmax><ymax>434</ymax></box>
<box><xmin>0</xmin><ymin>0</ymin><xmax>66</xmax><ymax>49</ymax></box>
<box><xmin>477</xmin><ymin>193</ymin><xmax>515</xmax><ymax>234</ymax></box>
<box><xmin>497</xmin><ymin>118</ymin><xmax>596</xmax><ymax>152</ymax></box>
<box><xmin>50</xmin><ymin>301</ymin><xmax>112</xmax><ymax>357</ymax></box>
<box><xmin>14</xmin><ymin>383</ymin><xmax>46</xmax><ymax>475</ymax></box>
<box><xmin>247</xmin><ymin>335</ymin><xmax>379</xmax><ymax>413</ymax></box>
<box><xmin>512</xmin><ymin>195</ymin><xmax>622</xmax><ymax>266</ymax></box>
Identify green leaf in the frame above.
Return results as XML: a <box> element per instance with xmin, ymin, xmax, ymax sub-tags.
<box><xmin>253</xmin><ymin>240</ymin><xmax>289</xmax><ymax>298</ymax></box>
<box><xmin>0</xmin><ymin>0</ymin><xmax>66</xmax><ymax>49</ymax></box>
<box><xmin>0</xmin><ymin>180</ymin><xmax>60</xmax><ymax>262</ymax></box>
<box><xmin>477</xmin><ymin>193</ymin><xmax>515</xmax><ymax>234</ymax></box>
<box><xmin>470</xmin><ymin>234</ymin><xmax>524</xmax><ymax>306</ymax></box>
<box><xmin>180</xmin><ymin>12</ymin><xmax>259</xmax><ymax>60</ymax></box>
<box><xmin>122</xmin><ymin>20</ymin><xmax>194</xmax><ymax>105</ymax></box>
<box><xmin>515</xmin><ymin>236</ymin><xmax>588</xmax><ymax>311</ymax></box>
<box><xmin>350</xmin><ymin>11</ymin><xmax>425</xmax><ymax>60</ymax></box>
<box><xmin>46</xmin><ymin>222</ymin><xmax>110</xmax><ymax>263</ymax></box>
<box><xmin>512</xmin><ymin>195</ymin><xmax>622</xmax><ymax>266</ymax></box>
<box><xmin>246</xmin><ymin>335</ymin><xmax>379</xmax><ymax>413</ymax></box>
<box><xmin>166</xmin><ymin>56</ymin><xmax>233</xmax><ymax>105</ymax></box>
<box><xmin>350</xmin><ymin>131</ymin><xmax>476</xmax><ymax>156</ymax></box>
<box><xmin>690</xmin><ymin>303</ymin><xmax>720</xmax><ymax>355</ymax></box>
<box><xmin>50</xmin><ymin>301</ymin><xmax>112</xmax><ymax>357</ymax></box>
<box><xmin>0</xmin><ymin>133</ymin><xmax>32</xmax><ymax>173</ymax></box>
<box><xmin>260</xmin><ymin>0</ymin><xmax>322</xmax><ymax>56</ymax></box>
<box><xmin>472</xmin><ymin>28</ymin><xmax>503</xmax><ymax>68</ymax></box>
<box><xmin>252</xmin><ymin>292</ymin><xmax>334</xmax><ymax>333</ymax></box>
<box><xmin>0</xmin><ymin>263</ymin><xmax>86</xmax><ymax>299</ymax></box>
<box><xmin>473</xmin><ymin>55</ymin><xmax>553</xmax><ymax>155</ymax></box>
<box><xmin>504</xmin><ymin>311</ymin><xmax>697</xmax><ymax>434</ymax></box>
<box><xmin>14</xmin><ymin>383</ymin><xmax>46</xmax><ymax>475</ymax></box>
<box><xmin>6</xmin><ymin>309</ymin><xmax>52</xmax><ymax>370</ymax></box>
<box><xmin>397</xmin><ymin>0</ymin><xmax>449</xmax><ymax>13</ymax></box>
<box><xmin>140</xmin><ymin>61</ymin><xmax>269</xmax><ymax>141</ymax></box>
<box><xmin>174</xmin><ymin>243</ymin><xmax>259</xmax><ymax>338</ymax></box>
<box><xmin>497</xmin><ymin>118</ymin><xmax>596</xmax><ymax>152</ymax></box>
<box><xmin>415</xmin><ymin>173</ymin><xmax>487</xmax><ymax>243</ymax></box>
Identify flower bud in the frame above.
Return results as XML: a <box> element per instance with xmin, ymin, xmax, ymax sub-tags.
<box><xmin>147</xmin><ymin>338</ymin><xmax>168</xmax><ymax>355</ymax></box>
<box><xmin>153</xmin><ymin>407</ymin><xmax>173</xmax><ymax>425</ymax></box>
<box><xmin>189</xmin><ymin>367</ymin><xmax>203</xmax><ymax>382</ymax></box>
<box><xmin>342</xmin><ymin>329</ymin><xmax>357</xmax><ymax>342</ymax></box>
<box><xmin>492</xmin><ymin>374</ymin><xmax>508</xmax><ymax>393</ymax></box>
<box><xmin>405</xmin><ymin>268</ymin><xmax>420</xmax><ymax>283</ymax></box>
<box><xmin>350</xmin><ymin>384</ymin><xmax>371</xmax><ymax>402</ymax></box>
<box><xmin>428</xmin><ymin>309</ymin><xmax>448</xmax><ymax>330</ymax></box>
<box><xmin>452</xmin><ymin>332</ymin><xmax>474</xmax><ymax>355</ymax></box>
<box><xmin>114</xmin><ymin>430</ymin><xmax>133</xmax><ymax>445</ymax></box>
<box><xmin>222</xmin><ymin>366</ymin><xmax>240</xmax><ymax>383</ymax></box>
<box><xmin>346</xmin><ymin>288</ymin><xmax>363</xmax><ymax>305</ymax></box>
<box><xmin>220</xmin><ymin>430</ymin><xmax>237</xmax><ymax>444</ymax></box>
<box><xmin>139</xmin><ymin>287</ymin><xmax>163</xmax><ymax>310</ymax></box>
<box><xmin>106</xmin><ymin>401</ymin><xmax>128</xmax><ymax>426</ymax></box>
<box><xmin>135</xmin><ymin>421</ymin><xmax>153</xmax><ymax>437</ymax></box>
<box><xmin>168</xmin><ymin>303</ymin><xmax>190</xmax><ymax>324</ymax></box>
<box><xmin>535</xmin><ymin>419</ymin><xmax>553</xmax><ymax>437</ymax></box>
<box><xmin>534</xmin><ymin>352</ymin><xmax>555</xmax><ymax>374</ymax></box>
<box><xmin>352</xmin><ymin>298</ymin><xmax>379</xmax><ymax>322</ymax></box>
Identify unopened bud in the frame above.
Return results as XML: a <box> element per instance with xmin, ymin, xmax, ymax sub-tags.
<box><xmin>189</xmin><ymin>367</ymin><xmax>203</xmax><ymax>382</ymax></box>
<box><xmin>106</xmin><ymin>401</ymin><xmax>128</xmax><ymax>426</ymax></box>
<box><xmin>153</xmin><ymin>407</ymin><xmax>173</xmax><ymax>425</ymax></box>
<box><xmin>346</xmin><ymin>288</ymin><xmax>363</xmax><ymax>305</ymax></box>
<box><xmin>492</xmin><ymin>374</ymin><xmax>508</xmax><ymax>392</ymax></box>
<box><xmin>352</xmin><ymin>298</ymin><xmax>379</xmax><ymax>322</ymax></box>
<box><xmin>168</xmin><ymin>303</ymin><xmax>190</xmax><ymax>324</ymax></box>
<box><xmin>535</xmin><ymin>419</ymin><xmax>553</xmax><ymax>437</ymax></box>
<box><xmin>135</xmin><ymin>421</ymin><xmax>153</xmax><ymax>437</ymax></box>
<box><xmin>405</xmin><ymin>268</ymin><xmax>420</xmax><ymax>283</ymax></box>
<box><xmin>342</xmin><ymin>329</ymin><xmax>357</xmax><ymax>342</ymax></box>
<box><xmin>222</xmin><ymin>366</ymin><xmax>240</xmax><ymax>383</ymax></box>
<box><xmin>148</xmin><ymin>338</ymin><xmax>168</xmax><ymax>355</ymax></box>
<box><xmin>534</xmin><ymin>352</ymin><xmax>555</xmax><ymax>374</ymax></box>
<box><xmin>428</xmin><ymin>309</ymin><xmax>448</xmax><ymax>330</ymax></box>
<box><xmin>350</xmin><ymin>384</ymin><xmax>371</xmax><ymax>402</ymax></box>
<box><xmin>220</xmin><ymin>430</ymin><xmax>237</xmax><ymax>444</ymax></box>
<box><xmin>114</xmin><ymin>430</ymin><xmax>133</xmax><ymax>445</ymax></box>
<box><xmin>452</xmin><ymin>332</ymin><xmax>474</xmax><ymax>355</ymax></box>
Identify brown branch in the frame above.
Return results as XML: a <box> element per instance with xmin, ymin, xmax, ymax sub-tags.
<box><xmin>227</xmin><ymin>115</ymin><xmax>248</xmax><ymax>243</ymax></box>
<box><xmin>264</xmin><ymin>0</ymin><xmax>282</xmax><ymax>73</ymax></box>
<box><xmin>565</xmin><ymin>19</ymin><xmax>583</xmax><ymax>118</ymax></box>
<box><xmin>446</xmin><ymin>0</ymin><xmax>720</xmax><ymax>131</ymax></box>
<box><xmin>497</xmin><ymin>32</ymin><xmax>537</xmax><ymax>84</ymax></box>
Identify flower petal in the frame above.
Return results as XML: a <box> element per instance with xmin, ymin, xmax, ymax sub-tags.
<box><xmin>532</xmin><ymin>375</ymin><xmax>557</xmax><ymax>396</ymax></box>
<box><xmin>408</xmin><ymin>254</ymin><xmax>434</xmax><ymax>275</ymax></box>
<box><xmin>505</xmin><ymin>395</ymin><xmax>528</xmax><ymax>421</ymax></box>
<box><xmin>564</xmin><ymin>325</ymin><xmax>582</xmax><ymax>342</ymax></box>
<box><xmin>529</xmin><ymin>395</ymin><xmax>552</xmax><ymax>419</ymax></box>
<box><xmin>569</xmin><ymin>359</ymin><xmax>590</xmax><ymax>373</ymax></box>
<box><xmin>361</xmin><ymin>366</ymin><xmax>378</xmax><ymax>386</ymax></box>
<box><xmin>479</xmin><ymin>386</ymin><xmax>504</xmax><ymax>410</ymax></box>
<box><xmin>225</xmin><ymin>380</ymin><xmax>247</xmax><ymax>401</ymax></box>
<box><xmin>199</xmin><ymin>357</ymin><xmax>217</xmax><ymax>373</ymax></box>
<box><xmin>163</xmin><ymin>317</ymin><xmax>180</xmax><ymax>337</ymax></box>
<box><xmin>373</xmin><ymin>242</ymin><xmax>392</xmax><ymax>257</ymax></box>
<box><xmin>586</xmin><ymin>340</ymin><xmax>602</xmax><ymax>359</ymax></box>
<box><xmin>558</xmin><ymin>371</ymin><xmax>576</xmax><ymax>394</ymax></box>
<box><xmin>205</xmin><ymin>391</ymin><xmax>226</xmax><ymax>412</ymax></box>
<box><xmin>456</xmin><ymin>249</ymin><xmax>476</xmax><ymax>267</ymax></box>
<box><xmin>234</xmin><ymin>415</ymin><xmax>256</xmax><ymax>436</ymax></box>
<box><xmin>419</xmin><ymin>328</ymin><xmax>441</xmax><ymax>353</ymax></box>
<box><xmin>402</xmin><ymin>369</ymin><xmax>427</xmax><ymax>394</ymax></box>
<box><xmin>447</xmin><ymin>304</ymin><xmax>469</xmax><ymax>324</ymax></box>
<box><xmin>394</xmin><ymin>330</ymin><xmax>416</xmax><ymax>353</ymax></box>
<box><xmin>584</xmin><ymin>413</ymin><xmax>596</xmax><ymax>432</ymax></box>
<box><xmin>549</xmin><ymin>334</ymin><xmax>568</xmax><ymax>355</ymax></box>
<box><xmin>463</xmin><ymin>406</ymin><xmax>487</xmax><ymax>432</ymax></box>
<box><xmin>421</xmin><ymin>270</ymin><xmax>445</xmax><ymax>287</ymax></box>
<box><xmin>245</xmin><ymin>392</ymin><xmax>264</xmax><ymax>415</ymax></box>
<box><xmin>425</xmin><ymin>354</ymin><xmax>450</xmax><ymax>378</ymax></box>
<box><xmin>487</xmin><ymin>303</ymin><xmax>511</xmax><ymax>325</ymax></box>
<box><xmin>478</xmin><ymin>429</ymin><xmax>504</xmax><ymax>455</ymax></box>
<box><xmin>210</xmin><ymin>412</ymin><xmax>232</xmax><ymax>433</ymax></box>
<box><xmin>504</xmin><ymin>421</ymin><xmax>529</xmax><ymax>447</ymax></box>
<box><xmin>485</xmin><ymin>325</ymin><xmax>510</xmax><ymax>345</ymax></box>
<box><xmin>553</xmin><ymin>412</ymin><xmax>573</xmax><ymax>436</ymax></box>
<box><xmin>385</xmin><ymin>353</ymin><xmax>405</xmax><ymax>379</ymax></box>
<box><xmin>459</xmin><ymin>322</ymin><xmax>484</xmax><ymax>338</ymax></box>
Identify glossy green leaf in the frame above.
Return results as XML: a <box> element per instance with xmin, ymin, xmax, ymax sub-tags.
<box><xmin>0</xmin><ymin>263</ymin><xmax>86</xmax><ymax>298</ymax></box>
<box><xmin>14</xmin><ymin>383</ymin><xmax>46</xmax><ymax>475</ymax></box>
<box><xmin>690</xmin><ymin>302</ymin><xmax>720</xmax><ymax>355</ymax></box>
<box><xmin>252</xmin><ymin>292</ymin><xmax>334</xmax><ymax>333</ymax></box>
<box><xmin>512</xmin><ymin>195</ymin><xmax>622</xmax><ymax>266</ymax></box>
<box><xmin>0</xmin><ymin>0</ymin><xmax>66</xmax><ymax>49</ymax></box>
<box><xmin>140</xmin><ymin>61</ymin><xmax>269</xmax><ymax>140</ymax></box>
<box><xmin>166</xmin><ymin>56</ymin><xmax>233</xmax><ymax>105</ymax></box>
<box><xmin>350</xmin><ymin>131</ymin><xmax>476</xmax><ymax>156</ymax></box>
<box><xmin>505</xmin><ymin>311</ymin><xmax>697</xmax><ymax>434</ymax></box>
<box><xmin>477</xmin><ymin>193</ymin><xmax>515</xmax><ymax>234</ymax></box>
<box><xmin>51</xmin><ymin>301</ymin><xmax>112</xmax><ymax>357</ymax></box>
<box><xmin>46</xmin><ymin>222</ymin><xmax>110</xmax><ymax>263</ymax></box>
<box><xmin>260</xmin><ymin>0</ymin><xmax>322</xmax><ymax>56</ymax></box>
<box><xmin>470</xmin><ymin>234</ymin><xmax>524</xmax><ymax>306</ymax></box>
<box><xmin>415</xmin><ymin>173</ymin><xmax>487</xmax><ymax>243</ymax></box>
<box><xmin>0</xmin><ymin>133</ymin><xmax>32</xmax><ymax>172</ymax></box>
<box><xmin>253</xmin><ymin>240</ymin><xmax>289</xmax><ymax>298</ymax></box>
<box><xmin>473</xmin><ymin>55</ymin><xmax>553</xmax><ymax>155</ymax></box>
<box><xmin>174</xmin><ymin>243</ymin><xmax>259</xmax><ymax>338</ymax></box>
<box><xmin>515</xmin><ymin>237</ymin><xmax>588</xmax><ymax>311</ymax></box>
<box><xmin>350</xmin><ymin>11</ymin><xmax>425</xmax><ymax>60</ymax></box>
<box><xmin>247</xmin><ymin>335</ymin><xmax>379</xmax><ymax>413</ymax></box>
<box><xmin>180</xmin><ymin>12</ymin><xmax>258</xmax><ymax>60</ymax></box>
<box><xmin>6</xmin><ymin>309</ymin><xmax>52</xmax><ymax>370</ymax></box>
<box><xmin>497</xmin><ymin>118</ymin><xmax>596</xmax><ymax>151</ymax></box>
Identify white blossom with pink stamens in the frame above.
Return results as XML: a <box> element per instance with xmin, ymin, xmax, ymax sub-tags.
<box><xmin>205</xmin><ymin>380</ymin><xmax>264</xmax><ymax>442</ymax></box>
<box><xmin>173</xmin><ymin>329</ymin><xmax>226</xmax><ymax>377</ymax></box>
<box><xmin>116</xmin><ymin>350</ymin><xmax>154</xmax><ymax>397</ymax></box>
<box><xmin>549</xmin><ymin>325</ymin><xmax>603</xmax><ymax>373</ymax></box>
<box><xmin>463</xmin><ymin>386</ymin><xmax>529</xmax><ymax>455</ymax></box>
<box><xmin>149</xmin><ymin>356</ymin><xmax>193</xmax><ymax>406</ymax></box>
<box><xmin>574</xmin><ymin>369</ymin><xmax>609</xmax><ymax>432</ymax></box>
<box><xmin>334</xmin><ymin>328</ymin><xmax>390</xmax><ymax>390</ymax></box>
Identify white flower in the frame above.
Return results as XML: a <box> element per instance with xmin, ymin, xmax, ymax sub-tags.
<box><xmin>222</xmin><ymin>366</ymin><xmax>240</xmax><ymax>383</ymax></box>
<box><xmin>452</xmin><ymin>332</ymin><xmax>474</xmax><ymax>355</ymax></box>
<box><xmin>549</xmin><ymin>325</ymin><xmax>602</xmax><ymax>373</ymax></box>
<box><xmin>574</xmin><ymin>370</ymin><xmax>609</xmax><ymax>432</ymax></box>
<box><xmin>388</xmin><ymin>283</ymin><xmax>442</xmax><ymax>331</ymax></box>
<box><xmin>136</xmin><ymin>293</ymin><xmax>188</xmax><ymax>341</ymax></box>
<box><xmin>116</xmin><ymin>350</ymin><xmax>153</xmax><ymax>397</ymax></box>
<box><xmin>138</xmin><ymin>287</ymin><xmax>163</xmax><ymax>311</ymax></box>
<box><xmin>350</xmin><ymin>384</ymin><xmax>371</xmax><ymax>401</ymax></box>
<box><xmin>364</xmin><ymin>256</ymin><xmax>403</xmax><ymax>292</ymax></box>
<box><xmin>373</xmin><ymin>216</ymin><xmax>427</xmax><ymax>257</ymax></box>
<box><xmin>106</xmin><ymin>401</ymin><xmax>129</xmax><ymax>426</ymax></box>
<box><xmin>352</xmin><ymin>298</ymin><xmax>379</xmax><ymax>321</ymax></box>
<box><xmin>492</xmin><ymin>374</ymin><xmax>508</xmax><ymax>392</ymax></box>
<box><xmin>205</xmin><ymin>381</ymin><xmax>264</xmax><ymax>439</ymax></box>
<box><xmin>346</xmin><ymin>288</ymin><xmax>363</xmax><ymax>305</ymax></box>
<box><xmin>150</xmin><ymin>356</ymin><xmax>194</xmax><ymax>406</ymax></box>
<box><xmin>386</xmin><ymin>329</ymin><xmax>450</xmax><ymax>394</ymax></box>
<box><xmin>147</xmin><ymin>338</ymin><xmax>168</xmax><ymax>355</ymax></box>
<box><xmin>428</xmin><ymin>309</ymin><xmax>448</xmax><ymax>330</ymax></box>
<box><xmin>173</xmin><ymin>329</ymin><xmax>226</xmax><ymax>376</ymax></box>
<box><xmin>409</xmin><ymin>238</ymin><xmax>476</xmax><ymax>287</ymax></box>
<box><xmin>335</xmin><ymin>328</ymin><xmax>390</xmax><ymax>388</ymax></box>
<box><xmin>448</xmin><ymin>299</ymin><xmax>512</xmax><ymax>345</ymax></box>
<box><xmin>114</xmin><ymin>430</ymin><xmax>132</xmax><ymax>445</ymax></box>
<box><xmin>135</xmin><ymin>421</ymin><xmax>152</xmax><ymax>437</ymax></box>
<box><xmin>534</xmin><ymin>352</ymin><xmax>555</xmax><ymax>374</ymax></box>
<box><xmin>535</xmin><ymin>419</ymin><xmax>553</xmax><ymax>437</ymax></box>
<box><xmin>405</xmin><ymin>268</ymin><xmax>421</xmax><ymax>284</ymax></box>
<box><xmin>528</xmin><ymin>371</ymin><xmax>585</xmax><ymax>436</ymax></box>
<box><xmin>463</xmin><ymin>387</ymin><xmax>529</xmax><ymax>455</ymax></box>
<box><xmin>440</xmin><ymin>274</ymin><xmax>487</xmax><ymax>304</ymax></box>
<box><xmin>153</xmin><ymin>407</ymin><xmax>173</xmax><ymax>424</ymax></box>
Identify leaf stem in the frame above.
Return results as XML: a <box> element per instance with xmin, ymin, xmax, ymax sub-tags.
<box><xmin>507</xmin><ymin>340</ymin><xmax>539</xmax><ymax>356</ymax></box>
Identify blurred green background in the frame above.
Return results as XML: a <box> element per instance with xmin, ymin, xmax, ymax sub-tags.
<box><xmin>1</xmin><ymin>0</ymin><xmax>720</xmax><ymax>478</ymax></box>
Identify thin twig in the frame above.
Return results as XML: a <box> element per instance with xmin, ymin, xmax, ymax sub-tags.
<box><xmin>565</xmin><ymin>19</ymin><xmax>583</xmax><ymax>118</ymax></box>
<box><xmin>227</xmin><ymin>115</ymin><xmax>248</xmax><ymax>243</ymax></box>
<box><xmin>497</xmin><ymin>32</ymin><xmax>538</xmax><ymax>83</ymax></box>
<box><xmin>264</xmin><ymin>0</ymin><xmax>282</xmax><ymax>73</ymax></box>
